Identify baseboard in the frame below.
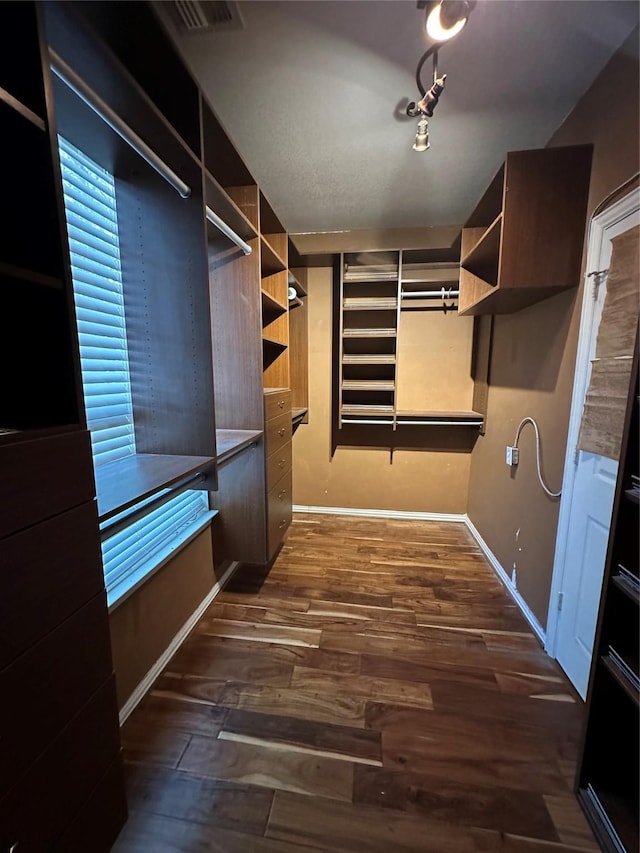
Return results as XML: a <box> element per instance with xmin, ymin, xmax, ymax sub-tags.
<box><xmin>118</xmin><ymin>560</ymin><xmax>240</xmax><ymax>725</ymax></box>
<box><xmin>464</xmin><ymin>516</ymin><xmax>546</xmax><ymax>645</ymax></box>
<box><xmin>292</xmin><ymin>504</ymin><xmax>467</xmax><ymax>523</ymax></box>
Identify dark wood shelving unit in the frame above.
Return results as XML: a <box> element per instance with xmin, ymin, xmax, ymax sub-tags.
<box><xmin>0</xmin><ymin>3</ymin><xmax>127</xmax><ymax>848</ymax></box>
<box><xmin>577</xmin><ymin>344</ymin><xmax>639</xmax><ymax>853</ymax></box>
<box><xmin>459</xmin><ymin>145</ymin><xmax>592</xmax><ymax>315</ymax></box>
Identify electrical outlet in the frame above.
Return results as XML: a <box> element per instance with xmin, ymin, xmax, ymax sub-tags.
<box><xmin>506</xmin><ymin>445</ymin><xmax>519</xmax><ymax>466</ymax></box>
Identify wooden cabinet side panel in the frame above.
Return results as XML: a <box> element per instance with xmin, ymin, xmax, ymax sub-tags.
<box><xmin>209</xmin><ymin>241</ymin><xmax>264</xmax><ymax>430</ymax></box>
<box><xmin>289</xmin><ymin>298</ymin><xmax>309</xmax><ymax>420</ymax></box>
<box><xmin>210</xmin><ymin>443</ymin><xmax>267</xmax><ymax>565</ymax></box>
<box><xmin>500</xmin><ymin>145</ymin><xmax>592</xmax><ymax>290</ymax></box>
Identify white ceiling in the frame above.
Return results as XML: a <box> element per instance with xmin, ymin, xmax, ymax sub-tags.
<box><xmin>158</xmin><ymin>1</ymin><xmax>639</xmax><ymax>235</ymax></box>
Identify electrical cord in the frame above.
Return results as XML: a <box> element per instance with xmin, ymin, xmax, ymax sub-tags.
<box><xmin>513</xmin><ymin>417</ymin><xmax>562</xmax><ymax>498</ymax></box>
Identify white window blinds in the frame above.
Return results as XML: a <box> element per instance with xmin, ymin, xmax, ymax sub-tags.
<box><xmin>59</xmin><ymin>138</ymin><xmax>209</xmax><ymax>600</ymax></box>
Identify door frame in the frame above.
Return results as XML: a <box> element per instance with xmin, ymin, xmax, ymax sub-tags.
<box><xmin>545</xmin><ymin>186</ymin><xmax>640</xmax><ymax>659</ymax></box>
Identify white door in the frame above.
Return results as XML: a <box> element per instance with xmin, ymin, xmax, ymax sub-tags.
<box><xmin>548</xmin><ymin>190</ymin><xmax>639</xmax><ymax>699</ymax></box>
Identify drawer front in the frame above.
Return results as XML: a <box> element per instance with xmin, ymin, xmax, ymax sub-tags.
<box><xmin>0</xmin><ymin>501</ymin><xmax>104</xmax><ymax>671</ymax></box>
<box><xmin>264</xmin><ymin>389</ymin><xmax>291</xmax><ymax>422</ymax></box>
<box><xmin>265</xmin><ymin>412</ymin><xmax>291</xmax><ymax>457</ymax></box>
<box><xmin>267</xmin><ymin>468</ymin><xmax>293</xmax><ymax>559</ymax></box>
<box><xmin>0</xmin><ymin>429</ymin><xmax>95</xmax><ymax>539</ymax></box>
<box><xmin>0</xmin><ymin>594</ymin><xmax>113</xmax><ymax>796</ymax></box>
<box><xmin>0</xmin><ymin>676</ymin><xmax>121</xmax><ymax>853</ymax></box>
<box><xmin>266</xmin><ymin>442</ymin><xmax>292</xmax><ymax>492</ymax></box>
<box><xmin>53</xmin><ymin>757</ymin><xmax>127</xmax><ymax>853</ymax></box>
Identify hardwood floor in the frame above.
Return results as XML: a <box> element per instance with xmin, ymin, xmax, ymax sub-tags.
<box><xmin>112</xmin><ymin>514</ymin><xmax>598</xmax><ymax>852</ymax></box>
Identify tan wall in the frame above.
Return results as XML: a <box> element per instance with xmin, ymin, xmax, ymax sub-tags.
<box><xmin>467</xmin><ymin>31</ymin><xmax>640</xmax><ymax>628</ymax></box>
<box><xmin>109</xmin><ymin>528</ymin><xmax>215</xmax><ymax>710</ymax></box>
<box><xmin>292</xmin><ymin>268</ymin><xmax>473</xmax><ymax>514</ymax></box>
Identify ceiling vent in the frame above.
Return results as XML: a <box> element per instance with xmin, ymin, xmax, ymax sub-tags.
<box><xmin>170</xmin><ymin>1</ymin><xmax>244</xmax><ymax>33</ymax></box>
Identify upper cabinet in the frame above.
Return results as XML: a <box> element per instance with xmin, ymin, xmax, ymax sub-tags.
<box><xmin>459</xmin><ymin>145</ymin><xmax>592</xmax><ymax>315</ymax></box>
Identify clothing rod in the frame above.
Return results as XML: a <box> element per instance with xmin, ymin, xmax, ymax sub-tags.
<box><xmin>401</xmin><ymin>289</ymin><xmax>460</xmax><ymax>298</ymax></box>
<box><xmin>205</xmin><ymin>205</ymin><xmax>252</xmax><ymax>255</ymax></box>
<box><xmin>100</xmin><ymin>472</ymin><xmax>206</xmax><ymax>542</ymax></box>
<box><xmin>50</xmin><ymin>50</ymin><xmax>191</xmax><ymax>200</ymax></box>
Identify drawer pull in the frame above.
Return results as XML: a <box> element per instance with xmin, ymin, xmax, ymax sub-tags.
<box><xmin>279</xmin><ymin>519</ymin><xmax>287</xmax><ymax>529</ymax></box>
<box><xmin>278</xmin><ymin>458</ymin><xmax>286</xmax><ymax>468</ymax></box>
<box><xmin>278</xmin><ymin>489</ymin><xmax>287</xmax><ymax>499</ymax></box>
<box><xmin>277</xmin><ymin>427</ymin><xmax>286</xmax><ymax>437</ymax></box>
<box><xmin>278</xmin><ymin>399</ymin><xmax>285</xmax><ymax>408</ymax></box>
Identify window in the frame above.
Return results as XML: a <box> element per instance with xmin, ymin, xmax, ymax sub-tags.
<box><xmin>59</xmin><ymin>137</ymin><xmax>210</xmax><ymax>605</ymax></box>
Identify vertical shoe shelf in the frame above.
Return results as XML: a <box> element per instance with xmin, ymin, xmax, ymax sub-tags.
<box><xmin>339</xmin><ymin>251</ymin><xmax>400</xmax><ymax>425</ymax></box>
<box><xmin>577</xmin><ymin>344</ymin><xmax>639</xmax><ymax>853</ymax></box>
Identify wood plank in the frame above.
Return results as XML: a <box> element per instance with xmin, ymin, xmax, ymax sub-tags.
<box><xmin>542</xmin><ymin>795</ymin><xmax>600</xmax><ymax>850</ymax></box>
<box><xmin>291</xmin><ymin>666</ymin><xmax>433</xmax><ymax>710</ymax></box>
<box><xmin>268</xmin><ymin>790</ymin><xmax>486</xmax><ymax>853</ymax></box>
<box><xmin>361</xmin><ymin>653</ymin><xmax>499</xmax><ymax>690</ymax></box>
<box><xmin>197</xmin><ymin>618</ymin><xmax>321</xmax><ymax>648</ymax></box>
<box><xmin>123</xmin><ymin>763</ymin><xmax>273</xmax><ymax>835</ymax></box>
<box><xmin>178</xmin><ymin>735</ymin><xmax>354</xmax><ymax>801</ymax></box>
<box><xmin>222</xmin><ymin>708</ymin><xmax>382</xmax><ymax>765</ymax></box>
<box><xmin>112</xmin><ymin>811</ymin><xmax>309</xmax><ymax>853</ymax></box>
<box><xmin>353</xmin><ymin>765</ymin><xmax>559</xmax><ymax>839</ymax></box>
<box><xmin>381</xmin><ymin>729</ymin><xmax>568</xmax><ymax>794</ymax></box>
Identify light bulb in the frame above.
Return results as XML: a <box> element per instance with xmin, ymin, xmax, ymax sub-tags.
<box><xmin>426</xmin><ymin>2</ymin><xmax>467</xmax><ymax>42</ymax></box>
<box><xmin>413</xmin><ymin>118</ymin><xmax>430</xmax><ymax>152</ymax></box>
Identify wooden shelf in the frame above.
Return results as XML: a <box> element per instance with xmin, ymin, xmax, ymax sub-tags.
<box><xmin>343</xmin><ymin>354</ymin><xmax>396</xmax><ymax>365</ymax></box>
<box><xmin>612</xmin><ymin>573</ymin><xmax>640</xmax><ymax>606</ymax></box>
<box><xmin>343</xmin><ymin>328</ymin><xmax>396</xmax><ymax>338</ymax></box>
<box><xmin>602</xmin><ymin>654</ymin><xmax>640</xmax><ymax>707</ymax></box>
<box><xmin>340</xmin><ymin>404</ymin><xmax>394</xmax><ymax>416</ymax></box>
<box><xmin>342</xmin><ymin>380</ymin><xmax>395</xmax><ymax>391</ymax></box>
<box><xmin>292</xmin><ymin>407</ymin><xmax>308</xmax><ymax>425</ymax></box>
<box><xmin>261</xmin><ymin>235</ymin><xmax>287</xmax><ymax>275</ymax></box>
<box><xmin>204</xmin><ymin>169</ymin><xmax>258</xmax><ymax>253</ymax></box>
<box><xmin>460</xmin><ymin>213</ymin><xmax>502</xmax><ymax>285</ymax></box>
<box><xmin>0</xmin><ymin>260</ymin><xmax>63</xmax><ymax>290</ymax></box>
<box><xmin>343</xmin><ymin>297</ymin><xmax>397</xmax><ymax>311</ymax></box>
<box><xmin>458</xmin><ymin>145</ymin><xmax>592</xmax><ymax>315</ymax></box>
<box><xmin>0</xmin><ymin>84</ymin><xmax>45</xmax><ymax>130</ymax></box>
<box><xmin>624</xmin><ymin>486</ymin><xmax>639</xmax><ymax>505</ymax></box>
<box><xmin>261</xmin><ymin>288</ymin><xmax>287</xmax><ymax>320</ymax></box>
<box><xmin>95</xmin><ymin>453</ymin><xmax>215</xmax><ymax>522</ymax></box>
<box><xmin>395</xmin><ymin>410</ymin><xmax>484</xmax><ymax>426</ymax></box>
<box><xmin>216</xmin><ymin>429</ymin><xmax>262</xmax><ymax>467</ymax></box>
<box><xmin>262</xmin><ymin>334</ymin><xmax>287</xmax><ymax>350</ymax></box>
<box><xmin>288</xmin><ymin>269</ymin><xmax>307</xmax><ymax>297</ymax></box>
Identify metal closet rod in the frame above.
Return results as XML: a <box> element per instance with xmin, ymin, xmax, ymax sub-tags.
<box><xmin>401</xmin><ymin>289</ymin><xmax>460</xmax><ymax>298</ymax></box>
<box><xmin>205</xmin><ymin>206</ymin><xmax>252</xmax><ymax>256</ymax></box>
<box><xmin>50</xmin><ymin>51</ymin><xmax>253</xmax><ymax>256</ymax></box>
<box><xmin>100</xmin><ymin>471</ymin><xmax>206</xmax><ymax>542</ymax></box>
<box><xmin>50</xmin><ymin>50</ymin><xmax>191</xmax><ymax>199</ymax></box>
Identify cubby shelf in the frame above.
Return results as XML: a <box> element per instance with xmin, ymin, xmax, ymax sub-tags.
<box><xmin>95</xmin><ymin>453</ymin><xmax>215</xmax><ymax>522</ymax></box>
<box><xmin>261</xmin><ymin>288</ymin><xmax>287</xmax><ymax>319</ymax></box>
<box><xmin>459</xmin><ymin>145</ymin><xmax>592</xmax><ymax>315</ymax></box>
<box><xmin>343</xmin><ymin>328</ymin><xmax>397</xmax><ymax>338</ymax></box>
<box><xmin>342</xmin><ymin>380</ymin><xmax>396</xmax><ymax>391</ymax></box>
<box><xmin>261</xmin><ymin>234</ymin><xmax>287</xmax><ymax>275</ymax></box>
<box><xmin>343</xmin><ymin>297</ymin><xmax>397</xmax><ymax>311</ymax></box>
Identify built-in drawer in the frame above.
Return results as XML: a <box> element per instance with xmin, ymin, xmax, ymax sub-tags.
<box><xmin>267</xmin><ymin>467</ymin><xmax>292</xmax><ymax>559</ymax></box>
<box><xmin>0</xmin><ymin>501</ymin><xmax>104</xmax><ymax>671</ymax></box>
<box><xmin>0</xmin><ymin>675</ymin><xmax>121</xmax><ymax>853</ymax></box>
<box><xmin>266</xmin><ymin>441</ymin><xmax>292</xmax><ymax>492</ymax></box>
<box><xmin>0</xmin><ymin>593</ymin><xmax>113</xmax><ymax>797</ymax></box>
<box><xmin>265</xmin><ymin>411</ymin><xmax>291</xmax><ymax>457</ymax></box>
<box><xmin>264</xmin><ymin>389</ymin><xmax>291</xmax><ymax>422</ymax></box>
<box><xmin>0</xmin><ymin>428</ymin><xmax>95</xmax><ymax>539</ymax></box>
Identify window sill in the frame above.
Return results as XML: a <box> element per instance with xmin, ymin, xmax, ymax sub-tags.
<box><xmin>95</xmin><ymin>453</ymin><xmax>216</xmax><ymax>522</ymax></box>
<box><xmin>106</xmin><ymin>510</ymin><xmax>217</xmax><ymax>612</ymax></box>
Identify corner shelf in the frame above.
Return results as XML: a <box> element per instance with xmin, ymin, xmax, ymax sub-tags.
<box><xmin>458</xmin><ymin>145</ymin><xmax>592</xmax><ymax>316</ymax></box>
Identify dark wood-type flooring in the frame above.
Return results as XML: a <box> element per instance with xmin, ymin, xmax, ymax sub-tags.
<box><xmin>112</xmin><ymin>513</ymin><xmax>598</xmax><ymax>852</ymax></box>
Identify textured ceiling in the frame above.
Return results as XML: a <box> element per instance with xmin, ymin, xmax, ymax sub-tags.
<box><xmin>157</xmin><ymin>1</ymin><xmax>639</xmax><ymax>235</ymax></box>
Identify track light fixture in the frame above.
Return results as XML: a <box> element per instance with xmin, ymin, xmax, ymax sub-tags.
<box><xmin>426</xmin><ymin>0</ymin><xmax>475</xmax><ymax>42</ymax></box>
<box><xmin>407</xmin><ymin>0</ymin><xmax>475</xmax><ymax>151</ymax></box>
<box><xmin>413</xmin><ymin>117</ymin><xmax>430</xmax><ymax>151</ymax></box>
